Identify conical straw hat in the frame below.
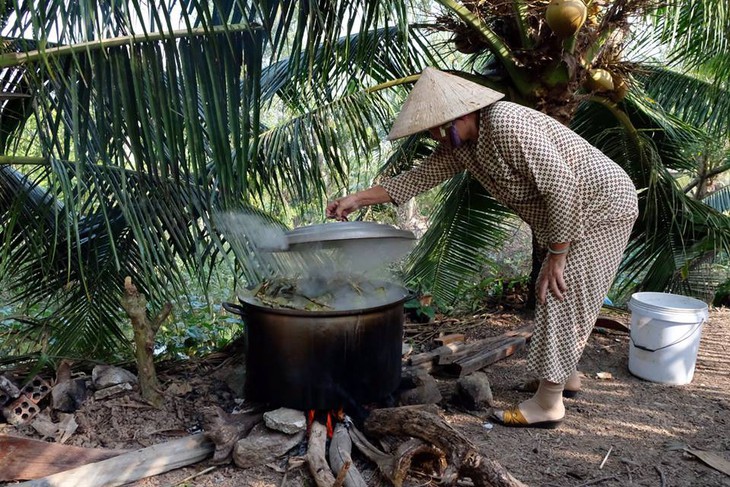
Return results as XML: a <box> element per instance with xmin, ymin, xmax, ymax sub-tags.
<box><xmin>387</xmin><ymin>67</ymin><xmax>504</xmax><ymax>140</ymax></box>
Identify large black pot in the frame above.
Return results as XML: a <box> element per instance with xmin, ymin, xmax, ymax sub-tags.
<box><xmin>223</xmin><ymin>284</ymin><xmax>410</xmax><ymax>411</ymax></box>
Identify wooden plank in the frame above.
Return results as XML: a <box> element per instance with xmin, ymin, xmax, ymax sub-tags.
<box><xmin>437</xmin><ymin>324</ymin><xmax>533</xmax><ymax>365</ymax></box>
<box><xmin>0</xmin><ymin>436</ymin><xmax>127</xmax><ymax>481</ymax></box>
<box><xmin>433</xmin><ymin>334</ymin><xmax>465</xmax><ymax>346</ymax></box>
<box><xmin>437</xmin><ymin>336</ymin><xmax>514</xmax><ymax>365</ymax></box>
<box><xmin>16</xmin><ymin>433</ymin><xmax>213</xmax><ymax>487</ymax></box>
<box><xmin>407</xmin><ymin>342</ymin><xmax>462</xmax><ymax>366</ymax></box>
<box><xmin>406</xmin><ymin>324</ymin><xmax>533</xmax><ymax>368</ymax></box>
<box><xmin>441</xmin><ymin>337</ymin><xmax>527</xmax><ymax>378</ymax></box>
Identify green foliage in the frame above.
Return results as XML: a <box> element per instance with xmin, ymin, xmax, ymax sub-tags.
<box><xmin>157</xmin><ymin>305</ymin><xmax>244</xmax><ymax>360</ymax></box>
<box><xmin>454</xmin><ymin>274</ymin><xmax>530</xmax><ymax>314</ymax></box>
<box><xmin>404</xmin><ymin>297</ymin><xmax>437</xmax><ymax>323</ymax></box>
<box><xmin>404</xmin><ymin>171</ymin><xmax>517</xmax><ymax>306</ymax></box>
<box><xmin>1</xmin><ymin>0</ymin><xmax>730</xmax><ymax>369</ymax></box>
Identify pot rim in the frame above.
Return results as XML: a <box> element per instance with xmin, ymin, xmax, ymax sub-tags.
<box><xmin>232</xmin><ymin>285</ymin><xmax>415</xmax><ymax>317</ymax></box>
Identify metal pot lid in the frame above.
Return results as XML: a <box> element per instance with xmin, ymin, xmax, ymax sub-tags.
<box><xmin>283</xmin><ymin>221</ymin><xmax>415</xmax><ymax>250</ymax></box>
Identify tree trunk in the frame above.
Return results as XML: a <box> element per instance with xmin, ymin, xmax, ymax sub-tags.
<box><xmin>120</xmin><ymin>277</ymin><xmax>171</xmax><ymax>408</ymax></box>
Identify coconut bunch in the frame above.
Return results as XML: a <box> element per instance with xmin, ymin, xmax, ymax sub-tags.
<box><xmin>433</xmin><ymin>0</ymin><xmax>654</xmax><ymax>105</ymax></box>
<box><xmin>435</xmin><ymin>0</ymin><xmax>547</xmax><ymax>55</ymax></box>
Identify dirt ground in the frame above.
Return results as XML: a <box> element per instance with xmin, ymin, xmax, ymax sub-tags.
<box><xmin>1</xmin><ymin>305</ymin><xmax>728</xmax><ymax>487</ymax></box>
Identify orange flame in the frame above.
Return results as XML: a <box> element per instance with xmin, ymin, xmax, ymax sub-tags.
<box><xmin>307</xmin><ymin>408</ymin><xmax>345</xmax><ymax>439</ymax></box>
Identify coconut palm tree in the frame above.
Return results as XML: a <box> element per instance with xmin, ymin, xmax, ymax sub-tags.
<box><xmin>0</xmin><ymin>0</ymin><xmax>728</xmax><ymax>366</ymax></box>
<box><xmin>402</xmin><ymin>0</ymin><xmax>730</xmax><ymax>305</ymax></box>
<box><xmin>0</xmin><ymin>0</ymin><xmax>432</xmax><ymax>363</ymax></box>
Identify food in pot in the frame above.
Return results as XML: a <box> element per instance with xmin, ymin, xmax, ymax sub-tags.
<box><xmin>239</xmin><ymin>275</ymin><xmax>406</xmax><ymax>312</ymax></box>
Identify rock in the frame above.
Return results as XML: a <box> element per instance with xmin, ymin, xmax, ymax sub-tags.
<box><xmin>263</xmin><ymin>407</ymin><xmax>306</xmax><ymax>434</ymax></box>
<box><xmin>52</xmin><ymin>378</ymin><xmax>89</xmax><ymax>413</ymax></box>
<box><xmin>92</xmin><ymin>365</ymin><xmax>137</xmax><ymax>389</ymax></box>
<box><xmin>398</xmin><ymin>370</ymin><xmax>442</xmax><ymax>406</ymax></box>
<box><xmin>233</xmin><ymin>423</ymin><xmax>305</xmax><ymax>469</ymax></box>
<box><xmin>212</xmin><ymin>362</ymin><xmax>246</xmax><ymax>398</ymax></box>
<box><xmin>0</xmin><ymin>375</ymin><xmax>21</xmax><ymax>403</ymax></box>
<box><xmin>457</xmin><ymin>371</ymin><xmax>494</xmax><ymax>410</ymax></box>
<box><xmin>93</xmin><ymin>382</ymin><xmax>133</xmax><ymax>400</ymax></box>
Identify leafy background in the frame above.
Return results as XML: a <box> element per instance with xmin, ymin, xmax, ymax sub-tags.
<box><xmin>0</xmin><ymin>0</ymin><xmax>728</xmax><ymax>366</ymax></box>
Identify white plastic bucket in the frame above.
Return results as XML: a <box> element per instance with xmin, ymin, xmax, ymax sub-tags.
<box><xmin>628</xmin><ymin>292</ymin><xmax>708</xmax><ymax>385</ymax></box>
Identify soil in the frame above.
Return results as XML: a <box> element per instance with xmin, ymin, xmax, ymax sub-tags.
<box><xmin>1</xmin><ymin>304</ymin><xmax>728</xmax><ymax>487</ymax></box>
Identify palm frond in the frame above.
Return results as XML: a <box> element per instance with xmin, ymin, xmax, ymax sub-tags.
<box><xmin>703</xmin><ymin>185</ymin><xmax>730</xmax><ymax>213</ymax></box>
<box><xmin>405</xmin><ymin>172</ymin><xmax>517</xmax><ymax>306</ymax></box>
<box><xmin>648</xmin><ymin>0</ymin><xmax>730</xmax><ymax>80</ymax></box>
<box><xmin>636</xmin><ymin>66</ymin><xmax>730</xmax><ymax>138</ymax></box>
<box><xmin>572</xmin><ymin>97</ymin><xmax>730</xmax><ymax>298</ymax></box>
<box><xmin>0</xmin><ymin>0</ymin><xmax>424</xmax><ymax>363</ymax></box>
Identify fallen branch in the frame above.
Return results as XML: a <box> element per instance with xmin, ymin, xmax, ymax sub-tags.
<box><xmin>165</xmin><ymin>465</ymin><xmax>217</xmax><ymax>487</ymax></box>
<box><xmin>307</xmin><ymin>421</ymin><xmax>335</xmax><ymax>487</ymax></box>
<box><xmin>349</xmin><ymin>423</ymin><xmax>446</xmax><ymax>487</ymax></box>
<box><xmin>202</xmin><ymin>406</ymin><xmax>264</xmax><ymax>464</ymax></box>
<box><xmin>598</xmin><ymin>446</ymin><xmax>613</xmax><ymax>470</ymax></box>
<box><xmin>365</xmin><ymin>405</ymin><xmax>526</xmax><ymax>487</ymax></box>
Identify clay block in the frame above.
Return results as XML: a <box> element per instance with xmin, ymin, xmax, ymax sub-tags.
<box><xmin>22</xmin><ymin>376</ymin><xmax>52</xmax><ymax>404</ymax></box>
<box><xmin>3</xmin><ymin>395</ymin><xmax>41</xmax><ymax>425</ymax></box>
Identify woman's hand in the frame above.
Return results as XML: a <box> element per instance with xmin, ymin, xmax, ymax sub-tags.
<box><xmin>326</xmin><ymin>186</ymin><xmax>393</xmax><ymax>221</ymax></box>
<box><xmin>537</xmin><ymin>252</ymin><xmax>568</xmax><ymax>304</ymax></box>
<box><xmin>326</xmin><ymin>194</ymin><xmax>361</xmax><ymax>221</ymax></box>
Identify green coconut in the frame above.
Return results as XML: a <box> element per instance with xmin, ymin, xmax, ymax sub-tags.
<box><xmin>586</xmin><ymin>69</ymin><xmax>614</xmax><ymax>92</ymax></box>
<box><xmin>546</xmin><ymin>0</ymin><xmax>588</xmax><ymax>38</ymax></box>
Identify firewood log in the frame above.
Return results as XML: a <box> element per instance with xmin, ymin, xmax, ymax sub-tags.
<box><xmin>349</xmin><ymin>423</ymin><xmax>446</xmax><ymax>487</ymax></box>
<box><xmin>329</xmin><ymin>423</ymin><xmax>367</xmax><ymax>487</ymax></box>
<box><xmin>365</xmin><ymin>405</ymin><xmax>526</xmax><ymax>487</ymax></box>
<box><xmin>202</xmin><ymin>405</ymin><xmax>263</xmax><ymax>464</ymax></box>
<box><xmin>307</xmin><ymin>420</ymin><xmax>336</xmax><ymax>487</ymax></box>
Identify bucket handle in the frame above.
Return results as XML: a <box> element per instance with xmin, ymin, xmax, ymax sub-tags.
<box><xmin>631</xmin><ymin>319</ymin><xmax>705</xmax><ymax>353</ymax></box>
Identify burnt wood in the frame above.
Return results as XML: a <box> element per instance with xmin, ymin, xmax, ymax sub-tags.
<box><xmin>202</xmin><ymin>406</ymin><xmax>263</xmax><ymax>464</ymax></box>
<box><xmin>365</xmin><ymin>405</ymin><xmax>527</xmax><ymax>487</ymax></box>
<box><xmin>307</xmin><ymin>420</ymin><xmax>336</xmax><ymax>487</ymax></box>
<box><xmin>349</xmin><ymin>424</ymin><xmax>446</xmax><ymax>487</ymax></box>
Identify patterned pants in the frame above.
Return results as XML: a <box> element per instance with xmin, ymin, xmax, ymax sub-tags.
<box><xmin>527</xmin><ymin>218</ymin><xmax>635</xmax><ymax>384</ymax></box>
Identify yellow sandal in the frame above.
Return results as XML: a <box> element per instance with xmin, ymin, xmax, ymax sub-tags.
<box><xmin>491</xmin><ymin>406</ymin><xmax>563</xmax><ymax>429</ymax></box>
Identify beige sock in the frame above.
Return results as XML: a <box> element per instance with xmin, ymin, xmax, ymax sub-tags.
<box><xmin>565</xmin><ymin>370</ymin><xmax>582</xmax><ymax>390</ymax></box>
<box><xmin>517</xmin><ymin>380</ymin><xmax>566</xmax><ymax>423</ymax></box>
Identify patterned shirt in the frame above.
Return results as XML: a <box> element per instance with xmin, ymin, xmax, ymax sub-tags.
<box><xmin>380</xmin><ymin>101</ymin><xmax>638</xmax><ymax>247</ymax></box>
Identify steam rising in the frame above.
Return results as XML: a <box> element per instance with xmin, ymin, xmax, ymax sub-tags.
<box><xmin>214</xmin><ymin>212</ymin><xmax>415</xmax><ymax>311</ymax></box>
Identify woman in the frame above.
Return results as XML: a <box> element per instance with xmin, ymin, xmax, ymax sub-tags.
<box><xmin>326</xmin><ymin>67</ymin><xmax>638</xmax><ymax>428</ymax></box>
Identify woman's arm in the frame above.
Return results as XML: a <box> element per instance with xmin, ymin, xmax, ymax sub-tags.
<box><xmin>325</xmin><ymin>185</ymin><xmax>393</xmax><ymax>221</ymax></box>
